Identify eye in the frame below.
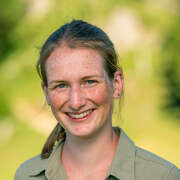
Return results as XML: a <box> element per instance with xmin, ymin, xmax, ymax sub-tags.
<box><xmin>56</xmin><ymin>83</ymin><xmax>66</xmax><ymax>89</ymax></box>
<box><xmin>83</xmin><ymin>80</ymin><xmax>98</xmax><ymax>87</ymax></box>
<box><xmin>86</xmin><ymin>80</ymin><xmax>96</xmax><ymax>84</ymax></box>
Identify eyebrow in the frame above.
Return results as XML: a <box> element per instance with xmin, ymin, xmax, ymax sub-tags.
<box><xmin>49</xmin><ymin>75</ymin><xmax>103</xmax><ymax>85</ymax></box>
<box><xmin>49</xmin><ymin>80</ymin><xmax>66</xmax><ymax>86</ymax></box>
<box><xmin>81</xmin><ymin>75</ymin><xmax>103</xmax><ymax>80</ymax></box>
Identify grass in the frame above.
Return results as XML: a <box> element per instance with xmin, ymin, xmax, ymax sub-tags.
<box><xmin>0</xmin><ymin>118</ymin><xmax>45</xmax><ymax>180</ymax></box>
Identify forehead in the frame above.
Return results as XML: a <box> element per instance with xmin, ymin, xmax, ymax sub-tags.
<box><xmin>45</xmin><ymin>46</ymin><xmax>106</xmax><ymax>80</ymax></box>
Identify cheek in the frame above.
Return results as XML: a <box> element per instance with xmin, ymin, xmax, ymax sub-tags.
<box><xmin>48</xmin><ymin>92</ymin><xmax>65</xmax><ymax>108</ymax></box>
<box><xmin>87</xmin><ymin>86</ymin><xmax>112</xmax><ymax>105</ymax></box>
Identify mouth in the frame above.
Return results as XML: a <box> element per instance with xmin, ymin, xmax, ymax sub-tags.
<box><xmin>65</xmin><ymin>109</ymin><xmax>94</xmax><ymax>121</ymax></box>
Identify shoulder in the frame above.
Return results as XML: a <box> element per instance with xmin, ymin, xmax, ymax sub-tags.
<box><xmin>135</xmin><ymin>146</ymin><xmax>180</xmax><ymax>180</ymax></box>
<box><xmin>14</xmin><ymin>155</ymin><xmax>48</xmax><ymax>180</ymax></box>
<box><xmin>116</xmin><ymin>128</ymin><xmax>180</xmax><ymax>180</ymax></box>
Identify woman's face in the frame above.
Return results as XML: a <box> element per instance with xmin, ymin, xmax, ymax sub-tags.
<box><xmin>43</xmin><ymin>46</ymin><xmax>122</xmax><ymax>138</ymax></box>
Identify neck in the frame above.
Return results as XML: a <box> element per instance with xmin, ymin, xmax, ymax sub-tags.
<box><xmin>61</xmin><ymin>126</ymin><xmax>119</xmax><ymax>171</ymax></box>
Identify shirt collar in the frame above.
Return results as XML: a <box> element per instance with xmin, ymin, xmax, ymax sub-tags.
<box><xmin>45</xmin><ymin>140</ymin><xmax>68</xmax><ymax>180</ymax></box>
<box><xmin>29</xmin><ymin>140</ymin><xmax>67</xmax><ymax>179</ymax></box>
<box><xmin>28</xmin><ymin>156</ymin><xmax>48</xmax><ymax>177</ymax></box>
<box><xmin>107</xmin><ymin>127</ymin><xmax>136</xmax><ymax>180</ymax></box>
<box><xmin>29</xmin><ymin>127</ymin><xmax>136</xmax><ymax>180</ymax></box>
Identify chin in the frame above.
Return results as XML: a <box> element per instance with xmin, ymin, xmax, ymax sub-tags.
<box><xmin>66</xmin><ymin>125</ymin><xmax>99</xmax><ymax>139</ymax></box>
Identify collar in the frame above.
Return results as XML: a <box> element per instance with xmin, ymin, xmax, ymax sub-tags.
<box><xmin>45</xmin><ymin>140</ymin><xmax>68</xmax><ymax>180</ymax></box>
<box><xmin>29</xmin><ymin>128</ymin><xmax>136</xmax><ymax>180</ymax></box>
<box><xmin>29</xmin><ymin>140</ymin><xmax>66</xmax><ymax>179</ymax></box>
<box><xmin>107</xmin><ymin>127</ymin><xmax>136</xmax><ymax>180</ymax></box>
<box><xmin>27</xmin><ymin>155</ymin><xmax>48</xmax><ymax>176</ymax></box>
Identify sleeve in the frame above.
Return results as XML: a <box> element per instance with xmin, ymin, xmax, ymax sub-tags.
<box><xmin>13</xmin><ymin>164</ymin><xmax>29</xmax><ymax>180</ymax></box>
<box><xmin>14</xmin><ymin>167</ymin><xmax>21</xmax><ymax>180</ymax></box>
<box><xmin>165</xmin><ymin>166</ymin><xmax>180</xmax><ymax>180</ymax></box>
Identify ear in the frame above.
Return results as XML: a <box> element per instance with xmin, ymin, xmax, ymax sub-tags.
<box><xmin>113</xmin><ymin>70</ymin><xmax>124</xmax><ymax>99</ymax></box>
<box><xmin>41</xmin><ymin>81</ymin><xmax>51</xmax><ymax>105</ymax></box>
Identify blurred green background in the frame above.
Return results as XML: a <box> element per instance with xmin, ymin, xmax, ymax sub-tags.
<box><xmin>0</xmin><ymin>0</ymin><xmax>180</xmax><ymax>179</ymax></box>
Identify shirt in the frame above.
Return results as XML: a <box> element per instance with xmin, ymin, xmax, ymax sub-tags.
<box><xmin>14</xmin><ymin>127</ymin><xmax>180</xmax><ymax>180</ymax></box>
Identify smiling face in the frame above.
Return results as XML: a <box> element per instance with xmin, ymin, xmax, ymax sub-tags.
<box><xmin>43</xmin><ymin>46</ymin><xmax>122</xmax><ymax>138</ymax></box>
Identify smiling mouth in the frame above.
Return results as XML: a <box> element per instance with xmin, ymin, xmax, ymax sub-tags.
<box><xmin>66</xmin><ymin>109</ymin><xmax>94</xmax><ymax>119</ymax></box>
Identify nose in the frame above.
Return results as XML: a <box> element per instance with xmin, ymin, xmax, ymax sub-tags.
<box><xmin>68</xmin><ymin>85</ymin><xmax>86</xmax><ymax>111</ymax></box>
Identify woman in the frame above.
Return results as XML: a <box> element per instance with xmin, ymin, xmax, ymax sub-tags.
<box><xmin>14</xmin><ymin>20</ymin><xmax>180</xmax><ymax>180</ymax></box>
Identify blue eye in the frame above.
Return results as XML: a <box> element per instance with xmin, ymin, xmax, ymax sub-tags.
<box><xmin>57</xmin><ymin>83</ymin><xmax>66</xmax><ymax>88</ymax></box>
<box><xmin>87</xmin><ymin>80</ymin><xmax>96</xmax><ymax>84</ymax></box>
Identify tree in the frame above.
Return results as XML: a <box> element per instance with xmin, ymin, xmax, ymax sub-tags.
<box><xmin>0</xmin><ymin>0</ymin><xmax>26</xmax><ymax>61</ymax></box>
<box><xmin>161</xmin><ymin>13</ymin><xmax>180</xmax><ymax>116</ymax></box>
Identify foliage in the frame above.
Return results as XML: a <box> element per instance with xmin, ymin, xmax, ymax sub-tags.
<box><xmin>161</xmin><ymin>13</ymin><xmax>180</xmax><ymax>115</ymax></box>
<box><xmin>0</xmin><ymin>0</ymin><xmax>26</xmax><ymax>61</ymax></box>
<box><xmin>0</xmin><ymin>95</ymin><xmax>11</xmax><ymax>119</ymax></box>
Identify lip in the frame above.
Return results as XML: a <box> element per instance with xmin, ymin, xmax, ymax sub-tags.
<box><xmin>66</xmin><ymin>109</ymin><xmax>94</xmax><ymax>114</ymax></box>
<box><xmin>65</xmin><ymin>109</ymin><xmax>95</xmax><ymax>122</ymax></box>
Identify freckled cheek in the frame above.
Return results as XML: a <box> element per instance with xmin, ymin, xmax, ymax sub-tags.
<box><xmin>86</xmin><ymin>87</ymin><xmax>112</xmax><ymax>105</ymax></box>
<box><xmin>48</xmin><ymin>92</ymin><xmax>67</xmax><ymax>109</ymax></box>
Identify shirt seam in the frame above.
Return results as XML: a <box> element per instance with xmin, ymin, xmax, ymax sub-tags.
<box><xmin>136</xmin><ymin>153</ymin><xmax>173</xmax><ymax>169</ymax></box>
<box><xmin>163</xmin><ymin>166</ymin><xmax>176</xmax><ymax>180</ymax></box>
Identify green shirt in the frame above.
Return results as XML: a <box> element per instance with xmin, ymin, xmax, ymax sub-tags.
<box><xmin>14</xmin><ymin>127</ymin><xmax>180</xmax><ymax>180</ymax></box>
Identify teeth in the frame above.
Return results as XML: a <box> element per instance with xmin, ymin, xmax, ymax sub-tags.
<box><xmin>67</xmin><ymin>110</ymin><xmax>92</xmax><ymax>119</ymax></box>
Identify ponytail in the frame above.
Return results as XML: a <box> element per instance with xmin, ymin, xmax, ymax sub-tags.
<box><xmin>41</xmin><ymin>123</ymin><xmax>66</xmax><ymax>159</ymax></box>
